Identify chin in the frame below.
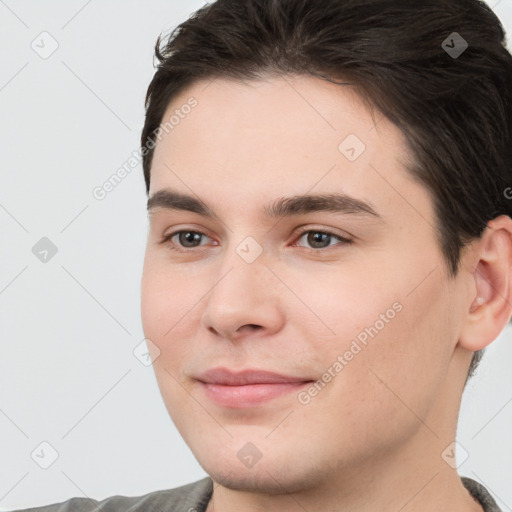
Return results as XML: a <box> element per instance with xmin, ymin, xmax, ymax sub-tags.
<box><xmin>205</xmin><ymin>466</ymin><xmax>316</xmax><ymax>495</ymax></box>
<box><xmin>194</xmin><ymin>444</ymin><xmax>321</xmax><ymax>495</ymax></box>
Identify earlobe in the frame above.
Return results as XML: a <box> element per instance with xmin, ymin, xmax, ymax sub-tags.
<box><xmin>459</xmin><ymin>215</ymin><xmax>512</xmax><ymax>351</ymax></box>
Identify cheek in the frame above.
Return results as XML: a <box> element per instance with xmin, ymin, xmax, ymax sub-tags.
<box><xmin>140</xmin><ymin>261</ymin><xmax>199</xmax><ymax>422</ymax></box>
<box><xmin>140</xmin><ymin>257</ymin><xmax>215</xmax><ymax>414</ymax></box>
<box><xmin>141</xmin><ymin>255</ymin><xmax>202</xmax><ymax>345</ymax></box>
<box><xmin>302</xmin><ymin>258</ymin><xmax>452</xmax><ymax>403</ymax></box>
<box><xmin>286</xmin><ymin>260</ymin><xmax>399</xmax><ymax>345</ymax></box>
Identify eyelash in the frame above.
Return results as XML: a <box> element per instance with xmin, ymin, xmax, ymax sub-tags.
<box><xmin>158</xmin><ymin>227</ymin><xmax>353</xmax><ymax>253</ymax></box>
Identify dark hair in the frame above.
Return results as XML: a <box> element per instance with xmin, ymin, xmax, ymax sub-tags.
<box><xmin>141</xmin><ymin>0</ymin><xmax>512</xmax><ymax>379</ymax></box>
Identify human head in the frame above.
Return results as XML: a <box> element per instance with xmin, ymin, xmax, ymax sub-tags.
<box><xmin>139</xmin><ymin>0</ymin><xmax>512</xmax><ymax>498</ymax></box>
<box><xmin>141</xmin><ymin>0</ymin><xmax>512</xmax><ymax>379</ymax></box>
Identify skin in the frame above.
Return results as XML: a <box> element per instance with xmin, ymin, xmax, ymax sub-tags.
<box><xmin>140</xmin><ymin>74</ymin><xmax>512</xmax><ymax>512</ymax></box>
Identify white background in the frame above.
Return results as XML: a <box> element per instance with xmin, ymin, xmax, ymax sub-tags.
<box><xmin>1</xmin><ymin>0</ymin><xmax>511</xmax><ymax>510</ymax></box>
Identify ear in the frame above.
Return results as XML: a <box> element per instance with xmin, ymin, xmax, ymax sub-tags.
<box><xmin>459</xmin><ymin>215</ymin><xmax>512</xmax><ymax>351</ymax></box>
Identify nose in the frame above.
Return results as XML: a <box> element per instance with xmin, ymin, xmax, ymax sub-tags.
<box><xmin>200</xmin><ymin>250</ymin><xmax>285</xmax><ymax>343</ymax></box>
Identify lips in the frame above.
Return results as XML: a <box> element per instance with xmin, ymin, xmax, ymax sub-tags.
<box><xmin>195</xmin><ymin>367</ymin><xmax>314</xmax><ymax>408</ymax></box>
<box><xmin>196</xmin><ymin>367</ymin><xmax>312</xmax><ymax>385</ymax></box>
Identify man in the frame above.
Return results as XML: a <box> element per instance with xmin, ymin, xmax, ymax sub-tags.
<box><xmin>13</xmin><ymin>0</ymin><xmax>511</xmax><ymax>511</ymax></box>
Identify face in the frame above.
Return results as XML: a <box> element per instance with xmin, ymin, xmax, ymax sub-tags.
<box><xmin>141</xmin><ymin>75</ymin><xmax>470</xmax><ymax>493</ymax></box>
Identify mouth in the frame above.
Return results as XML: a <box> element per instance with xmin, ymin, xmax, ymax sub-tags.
<box><xmin>195</xmin><ymin>367</ymin><xmax>315</xmax><ymax>408</ymax></box>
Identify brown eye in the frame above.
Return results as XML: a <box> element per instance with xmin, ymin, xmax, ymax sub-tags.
<box><xmin>159</xmin><ymin>230</ymin><xmax>214</xmax><ymax>252</ymax></box>
<box><xmin>176</xmin><ymin>231</ymin><xmax>204</xmax><ymax>248</ymax></box>
<box><xmin>294</xmin><ymin>229</ymin><xmax>352</xmax><ymax>250</ymax></box>
<box><xmin>305</xmin><ymin>231</ymin><xmax>332</xmax><ymax>249</ymax></box>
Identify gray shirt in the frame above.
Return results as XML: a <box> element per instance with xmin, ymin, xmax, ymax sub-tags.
<box><xmin>8</xmin><ymin>476</ymin><xmax>502</xmax><ymax>512</ymax></box>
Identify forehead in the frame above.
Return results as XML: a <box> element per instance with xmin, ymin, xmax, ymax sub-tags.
<box><xmin>153</xmin><ymin>74</ymin><xmax>399</xmax><ymax>166</ymax></box>
<box><xmin>149</xmin><ymin>74</ymin><xmax>430</xmax><ymax>227</ymax></box>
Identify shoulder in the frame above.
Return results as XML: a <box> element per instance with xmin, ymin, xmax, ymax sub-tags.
<box><xmin>8</xmin><ymin>477</ymin><xmax>213</xmax><ymax>512</ymax></box>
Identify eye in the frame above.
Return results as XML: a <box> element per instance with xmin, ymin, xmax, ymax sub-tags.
<box><xmin>159</xmin><ymin>230</ymin><xmax>215</xmax><ymax>252</ymax></box>
<box><xmin>159</xmin><ymin>227</ymin><xmax>352</xmax><ymax>253</ymax></box>
<box><xmin>293</xmin><ymin>228</ymin><xmax>353</xmax><ymax>250</ymax></box>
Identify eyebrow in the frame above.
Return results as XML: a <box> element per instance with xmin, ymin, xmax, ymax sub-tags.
<box><xmin>147</xmin><ymin>188</ymin><xmax>382</xmax><ymax>221</ymax></box>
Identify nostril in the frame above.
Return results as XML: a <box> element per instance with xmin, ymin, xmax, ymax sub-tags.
<box><xmin>234</xmin><ymin>324</ymin><xmax>263</xmax><ymax>337</ymax></box>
